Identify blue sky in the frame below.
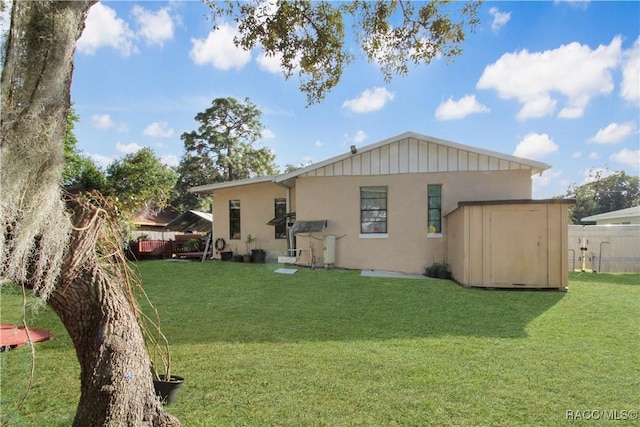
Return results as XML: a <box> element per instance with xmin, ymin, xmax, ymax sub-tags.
<box><xmin>63</xmin><ymin>1</ymin><xmax>639</xmax><ymax>198</ymax></box>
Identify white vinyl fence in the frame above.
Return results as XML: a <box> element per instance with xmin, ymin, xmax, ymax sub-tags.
<box><xmin>568</xmin><ymin>225</ymin><xmax>640</xmax><ymax>273</ymax></box>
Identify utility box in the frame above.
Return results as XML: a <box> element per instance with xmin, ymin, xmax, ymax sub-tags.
<box><xmin>323</xmin><ymin>235</ymin><xmax>336</xmax><ymax>268</ymax></box>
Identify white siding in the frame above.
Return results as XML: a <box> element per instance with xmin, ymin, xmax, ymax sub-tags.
<box><xmin>300</xmin><ymin>137</ymin><xmax>539</xmax><ymax>177</ymax></box>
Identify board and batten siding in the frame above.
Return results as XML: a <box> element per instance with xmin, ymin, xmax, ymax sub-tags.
<box><xmin>300</xmin><ymin>138</ymin><xmax>532</xmax><ymax>177</ymax></box>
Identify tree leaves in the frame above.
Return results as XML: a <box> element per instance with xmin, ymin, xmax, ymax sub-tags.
<box><xmin>205</xmin><ymin>0</ymin><xmax>481</xmax><ymax>105</ymax></box>
<box><xmin>566</xmin><ymin>169</ymin><xmax>640</xmax><ymax>224</ymax></box>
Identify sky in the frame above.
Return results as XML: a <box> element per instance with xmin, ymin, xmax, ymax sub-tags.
<box><xmin>41</xmin><ymin>1</ymin><xmax>640</xmax><ymax>198</ymax></box>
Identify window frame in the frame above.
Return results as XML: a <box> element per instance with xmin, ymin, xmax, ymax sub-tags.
<box><xmin>427</xmin><ymin>184</ymin><xmax>442</xmax><ymax>236</ymax></box>
<box><xmin>360</xmin><ymin>186</ymin><xmax>388</xmax><ymax>236</ymax></box>
<box><xmin>274</xmin><ymin>198</ymin><xmax>287</xmax><ymax>239</ymax></box>
<box><xmin>229</xmin><ymin>199</ymin><xmax>241</xmax><ymax>240</ymax></box>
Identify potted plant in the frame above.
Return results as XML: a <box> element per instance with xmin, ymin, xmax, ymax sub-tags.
<box><xmin>185</xmin><ymin>238</ymin><xmax>200</xmax><ymax>252</ymax></box>
<box><xmin>437</xmin><ymin>262</ymin><xmax>452</xmax><ymax>280</ymax></box>
<box><xmin>243</xmin><ymin>234</ymin><xmax>256</xmax><ymax>262</ymax></box>
<box><xmin>425</xmin><ymin>262</ymin><xmax>442</xmax><ymax>278</ymax></box>
<box><xmin>143</xmin><ymin>309</ymin><xmax>184</xmax><ymax>405</ymax></box>
<box><xmin>232</xmin><ymin>247</ymin><xmax>243</xmax><ymax>262</ymax></box>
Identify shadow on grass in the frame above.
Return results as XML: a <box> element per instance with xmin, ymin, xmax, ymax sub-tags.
<box><xmin>137</xmin><ymin>261</ymin><xmax>566</xmax><ymax>344</ymax></box>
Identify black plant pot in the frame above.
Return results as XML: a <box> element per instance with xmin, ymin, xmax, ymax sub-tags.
<box><xmin>220</xmin><ymin>251</ymin><xmax>233</xmax><ymax>261</ymax></box>
<box><xmin>233</xmin><ymin>255</ymin><xmax>244</xmax><ymax>262</ymax></box>
<box><xmin>153</xmin><ymin>375</ymin><xmax>184</xmax><ymax>405</ymax></box>
<box><xmin>437</xmin><ymin>270</ymin><xmax>452</xmax><ymax>280</ymax></box>
<box><xmin>251</xmin><ymin>249</ymin><xmax>266</xmax><ymax>263</ymax></box>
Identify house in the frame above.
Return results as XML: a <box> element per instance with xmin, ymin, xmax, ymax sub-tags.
<box><xmin>190</xmin><ymin>131</ymin><xmax>574</xmax><ymax>288</ymax></box>
<box><xmin>581</xmin><ymin>205</ymin><xmax>640</xmax><ymax>225</ymax></box>
<box><xmin>132</xmin><ymin>206</ymin><xmax>180</xmax><ymax>240</ymax></box>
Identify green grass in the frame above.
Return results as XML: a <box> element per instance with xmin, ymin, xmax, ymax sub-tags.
<box><xmin>1</xmin><ymin>262</ymin><xmax>639</xmax><ymax>426</ymax></box>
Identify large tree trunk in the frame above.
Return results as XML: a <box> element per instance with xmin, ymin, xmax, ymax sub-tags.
<box><xmin>49</xmin><ymin>198</ymin><xmax>179</xmax><ymax>426</ymax></box>
<box><xmin>1</xmin><ymin>1</ymin><xmax>180</xmax><ymax>425</ymax></box>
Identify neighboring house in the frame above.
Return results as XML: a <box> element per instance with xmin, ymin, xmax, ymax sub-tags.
<box><xmin>581</xmin><ymin>205</ymin><xmax>640</xmax><ymax>225</ymax></box>
<box><xmin>132</xmin><ymin>206</ymin><xmax>180</xmax><ymax>240</ymax></box>
<box><xmin>191</xmin><ymin>131</ymin><xmax>574</xmax><ymax>288</ymax></box>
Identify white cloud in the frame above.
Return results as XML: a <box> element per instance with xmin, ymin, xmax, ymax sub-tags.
<box><xmin>77</xmin><ymin>3</ymin><xmax>138</xmax><ymax>56</ymax></box>
<box><xmin>116</xmin><ymin>142</ymin><xmax>143</xmax><ymax>154</ymax></box>
<box><xmin>353</xmin><ymin>130</ymin><xmax>368</xmax><ymax>143</ymax></box>
<box><xmin>89</xmin><ymin>153</ymin><xmax>113</xmax><ymax>169</ymax></box>
<box><xmin>132</xmin><ymin>6</ymin><xmax>175</xmax><ymax>47</ymax></box>
<box><xmin>571</xmin><ymin>151</ymin><xmax>582</xmax><ymax>159</ymax></box>
<box><xmin>477</xmin><ymin>37</ymin><xmax>621</xmax><ymax>120</ymax></box>
<box><xmin>588</xmin><ymin>121</ymin><xmax>637</xmax><ymax>144</ymax></box>
<box><xmin>92</xmin><ymin>114</ymin><xmax>114</xmax><ymax>129</ymax></box>
<box><xmin>489</xmin><ymin>7</ymin><xmax>511</xmax><ymax>32</ymax></box>
<box><xmin>160</xmin><ymin>154</ymin><xmax>179</xmax><ymax>167</ymax></box>
<box><xmin>610</xmin><ymin>148</ymin><xmax>640</xmax><ymax>168</ymax></box>
<box><xmin>343</xmin><ymin>131</ymin><xmax>368</xmax><ymax>145</ymax></box>
<box><xmin>533</xmin><ymin>168</ymin><xmax>562</xmax><ymax>189</ymax></box>
<box><xmin>589</xmin><ymin>152</ymin><xmax>600</xmax><ymax>159</ymax></box>
<box><xmin>256</xmin><ymin>52</ymin><xmax>282</xmax><ymax>74</ymax></box>
<box><xmin>620</xmin><ymin>37</ymin><xmax>640</xmax><ymax>105</ymax></box>
<box><xmin>513</xmin><ymin>133</ymin><xmax>559</xmax><ymax>160</ymax></box>
<box><xmin>435</xmin><ymin>95</ymin><xmax>490</xmax><ymax>120</ymax></box>
<box><xmin>190</xmin><ymin>23</ymin><xmax>251</xmax><ymax>70</ymax></box>
<box><xmin>342</xmin><ymin>87</ymin><xmax>395</xmax><ymax>113</ymax></box>
<box><xmin>262</xmin><ymin>129</ymin><xmax>276</xmax><ymax>139</ymax></box>
<box><xmin>143</xmin><ymin>121</ymin><xmax>174</xmax><ymax>138</ymax></box>
<box><xmin>314</xmin><ymin>140</ymin><xmax>323</xmax><ymax>147</ymax></box>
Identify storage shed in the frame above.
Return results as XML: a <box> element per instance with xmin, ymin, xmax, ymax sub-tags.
<box><xmin>446</xmin><ymin>199</ymin><xmax>575</xmax><ymax>290</ymax></box>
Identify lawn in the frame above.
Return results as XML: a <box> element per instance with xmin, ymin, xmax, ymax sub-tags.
<box><xmin>1</xmin><ymin>261</ymin><xmax>639</xmax><ymax>426</ymax></box>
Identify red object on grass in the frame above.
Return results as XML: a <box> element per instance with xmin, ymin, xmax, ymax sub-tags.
<box><xmin>0</xmin><ymin>323</ymin><xmax>53</xmax><ymax>351</ymax></box>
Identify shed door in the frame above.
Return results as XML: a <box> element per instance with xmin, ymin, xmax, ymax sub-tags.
<box><xmin>488</xmin><ymin>210</ymin><xmax>548</xmax><ymax>286</ymax></box>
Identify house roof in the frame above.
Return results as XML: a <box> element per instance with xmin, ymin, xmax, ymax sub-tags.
<box><xmin>581</xmin><ymin>205</ymin><xmax>640</xmax><ymax>222</ymax></box>
<box><xmin>189</xmin><ymin>131</ymin><xmax>551</xmax><ymax>194</ymax></box>
<box><xmin>132</xmin><ymin>206</ymin><xmax>180</xmax><ymax>227</ymax></box>
<box><xmin>189</xmin><ymin>175</ymin><xmax>278</xmax><ymax>194</ymax></box>
<box><xmin>165</xmin><ymin>210</ymin><xmax>213</xmax><ymax>232</ymax></box>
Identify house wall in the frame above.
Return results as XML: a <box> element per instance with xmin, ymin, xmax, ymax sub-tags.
<box><xmin>212</xmin><ymin>181</ymin><xmax>289</xmax><ymax>258</ymax></box>
<box><xmin>292</xmin><ymin>169</ymin><xmax>533</xmax><ymax>274</ymax></box>
<box><xmin>446</xmin><ymin>201</ymin><xmax>571</xmax><ymax>289</ymax></box>
<box><xmin>568</xmin><ymin>225</ymin><xmax>640</xmax><ymax>272</ymax></box>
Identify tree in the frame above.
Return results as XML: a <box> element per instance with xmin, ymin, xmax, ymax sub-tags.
<box><xmin>284</xmin><ymin>160</ymin><xmax>313</xmax><ymax>173</ymax></box>
<box><xmin>1</xmin><ymin>1</ymin><xmax>178</xmax><ymax>425</ymax></box>
<box><xmin>171</xmin><ymin>153</ymin><xmax>220</xmax><ymax>211</ymax></box>
<box><xmin>1</xmin><ymin>1</ymin><xmax>478</xmax><ymax>425</ymax></box>
<box><xmin>179</xmin><ymin>97</ymin><xmax>278</xmax><ymax>183</ymax></box>
<box><xmin>62</xmin><ymin>106</ymin><xmax>107</xmax><ymax>191</ymax></box>
<box><xmin>566</xmin><ymin>169</ymin><xmax>640</xmax><ymax>224</ymax></box>
<box><xmin>105</xmin><ymin>147</ymin><xmax>178</xmax><ymax>215</ymax></box>
<box><xmin>207</xmin><ymin>0</ymin><xmax>480</xmax><ymax>105</ymax></box>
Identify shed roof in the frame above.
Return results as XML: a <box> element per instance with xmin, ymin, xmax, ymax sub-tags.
<box><xmin>165</xmin><ymin>210</ymin><xmax>212</xmax><ymax>232</ymax></box>
<box><xmin>581</xmin><ymin>205</ymin><xmax>640</xmax><ymax>222</ymax></box>
<box><xmin>189</xmin><ymin>131</ymin><xmax>551</xmax><ymax>194</ymax></box>
<box><xmin>132</xmin><ymin>206</ymin><xmax>180</xmax><ymax>227</ymax></box>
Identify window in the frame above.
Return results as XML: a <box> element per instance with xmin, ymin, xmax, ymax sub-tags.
<box><xmin>274</xmin><ymin>198</ymin><xmax>287</xmax><ymax>239</ymax></box>
<box><xmin>229</xmin><ymin>200</ymin><xmax>241</xmax><ymax>239</ymax></box>
<box><xmin>360</xmin><ymin>187</ymin><xmax>387</xmax><ymax>234</ymax></box>
<box><xmin>428</xmin><ymin>185</ymin><xmax>442</xmax><ymax>233</ymax></box>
